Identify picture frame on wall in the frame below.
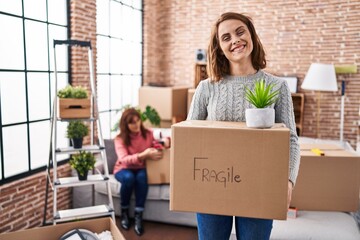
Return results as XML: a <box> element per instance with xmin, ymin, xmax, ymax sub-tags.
<box><xmin>279</xmin><ymin>76</ymin><xmax>298</xmax><ymax>93</ymax></box>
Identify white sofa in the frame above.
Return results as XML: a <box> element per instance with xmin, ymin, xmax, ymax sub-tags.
<box><xmin>89</xmin><ymin>138</ymin><xmax>360</xmax><ymax>239</ymax></box>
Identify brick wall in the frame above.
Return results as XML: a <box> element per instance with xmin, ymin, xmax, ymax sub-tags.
<box><xmin>0</xmin><ymin>165</ymin><xmax>71</xmax><ymax>232</ymax></box>
<box><xmin>143</xmin><ymin>0</ymin><xmax>360</xmax><ymax>148</ymax></box>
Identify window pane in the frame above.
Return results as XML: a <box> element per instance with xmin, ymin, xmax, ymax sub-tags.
<box><xmin>110</xmin><ymin>38</ymin><xmax>123</xmax><ymax>74</ymax></box>
<box><xmin>24</xmin><ymin>0</ymin><xmax>46</xmax><ymax>21</ymax></box>
<box><xmin>48</xmin><ymin>25</ymin><xmax>68</xmax><ymax>72</ymax></box>
<box><xmin>0</xmin><ymin>72</ymin><xmax>27</xmax><ymax>125</ymax></box>
<box><xmin>121</xmin><ymin>75</ymin><xmax>140</xmax><ymax>107</ymax></box>
<box><xmin>132</xmin><ymin>9</ymin><xmax>142</xmax><ymax>43</ymax></box>
<box><xmin>110</xmin><ymin>110</ymin><xmax>120</xmax><ymax>138</ymax></box>
<box><xmin>110</xmin><ymin>75</ymin><xmax>122</xmax><ymax>110</ymax></box>
<box><xmin>99</xmin><ymin>112</ymin><xmax>110</xmax><ymax>140</ymax></box>
<box><xmin>96</xmin><ymin>0</ymin><xmax>109</xmax><ymax>36</ymax></box>
<box><xmin>122</xmin><ymin>42</ymin><xmax>142</xmax><ymax>74</ymax></box>
<box><xmin>3</xmin><ymin>125</ymin><xmax>29</xmax><ymax>178</ymax></box>
<box><xmin>25</xmin><ymin>20</ymin><xmax>49</xmax><ymax>71</ymax></box>
<box><xmin>97</xmin><ymin>36</ymin><xmax>109</xmax><ymax>73</ymax></box>
<box><xmin>110</xmin><ymin>1</ymin><xmax>122</xmax><ymax>38</ymax></box>
<box><xmin>97</xmin><ymin>74</ymin><xmax>110</xmax><ymax>112</ymax></box>
<box><xmin>132</xmin><ymin>0</ymin><xmax>142</xmax><ymax>9</ymax></box>
<box><xmin>0</xmin><ymin>0</ymin><xmax>22</xmax><ymax>16</ymax></box>
<box><xmin>0</xmin><ymin>15</ymin><xmax>24</xmax><ymax>70</ymax></box>
<box><xmin>30</xmin><ymin>121</ymin><xmax>50</xmax><ymax>169</ymax></box>
<box><xmin>28</xmin><ymin>72</ymin><xmax>50</xmax><ymax>121</ymax></box>
<box><xmin>56</xmin><ymin>121</ymin><xmax>70</xmax><ymax>159</ymax></box>
<box><xmin>48</xmin><ymin>0</ymin><xmax>67</xmax><ymax>25</ymax></box>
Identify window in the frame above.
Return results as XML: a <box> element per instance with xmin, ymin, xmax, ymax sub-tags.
<box><xmin>96</xmin><ymin>0</ymin><xmax>143</xmax><ymax>139</ymax></box>
<box><xmin>0</xmin><ymin>0</ymin><xmax>69</xmax><ymax>182</ymax></box>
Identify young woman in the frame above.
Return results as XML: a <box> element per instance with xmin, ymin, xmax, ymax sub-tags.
<box><xmin>113</xmin><ymin>108</ymin><xmax>163</xmax><ymax>236</ymax></box>
<box><xmin>187</xmin><ymin>12</ymin><xmax>300</xmax><ymax>240</ymax></box>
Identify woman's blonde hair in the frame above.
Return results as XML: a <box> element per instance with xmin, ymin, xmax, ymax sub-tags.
<box><xmin>207</xmin><ymin>12</ymin><xmax>266</xmax><ymax>81</ymax></box>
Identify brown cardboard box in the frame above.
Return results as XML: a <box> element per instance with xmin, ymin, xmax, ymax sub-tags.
<box><xmin>147</xmin><ymin>148</ymin><xmax>170</xmax><ymax>184</ymax></box>
<box><xmin>58</xmin><ymin>98</ymin><xmax>91</xmax><ymax>119</ymax></box>
<box><xmin>170</xmin><ymin>120</ymin><xmax>290</xmax><ymax>220</ymax></box>
<box><xmin>0</xmin><ymin>217</ymin><xmax>125</xmax><ymax>240</ymax></box>
<box><xmin>139</xmin><ymin>86</ymin><xmax>189</xmax><ymax>121</ymax></box>
<box><xmin>291</xmin><ymin>144</ymin><xmax>360</xmax><ymax>211</ymax></box>
<box><xmin>187</xmin><ymin>88</ymin><xmax>195</xmax><ymax>114</ymax></box>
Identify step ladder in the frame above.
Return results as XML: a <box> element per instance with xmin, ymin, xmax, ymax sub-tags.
<box><xmin>43</xmin><ymin>39</ymin><xmax>115</xmax><ymax>225</ymax></box>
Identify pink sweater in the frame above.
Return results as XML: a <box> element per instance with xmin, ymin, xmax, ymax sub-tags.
<box><xmin>113</xmin><ymin>130</ymin><xmax>154</xmax><ymax>174</ymax></box>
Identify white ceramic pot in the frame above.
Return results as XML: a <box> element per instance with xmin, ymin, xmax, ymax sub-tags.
<box><xmin>245</xmin><ymin>108</ymin><xmax>275</xmax><ymax>128</ymax></box>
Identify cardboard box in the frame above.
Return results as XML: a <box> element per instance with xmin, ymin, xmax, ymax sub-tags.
<box><xmin>187</xmin><ymin>88</ymin><xmax>195</xmax><ymax>114</ymax></box>
<box><xmin>147</xmin><ymin>148</ymin><xmax>170</xmax><ymax>184</ymax></box>
<box><xmin>170</xmin><ymin>120</ymin><xmax>290</xmax><ymax>220</ymax></box>
<box><xmin>291</xmin><ymin>144</ymin><xmax>360</xmax><ymax>211</ymax></box>
<box><xmin>139</xmin><ymin>86</ymin><xmax>189</xmax><ymax>121</ymax></box>
<box><xmin>58</xmin><ymin>98</ymin><xmax>91</xmax><ymax>119</ymax></box>
<box><xmin>0</xmin><ymin>217</ymin><xmax>125</xmax><ymax>240</ymax></box>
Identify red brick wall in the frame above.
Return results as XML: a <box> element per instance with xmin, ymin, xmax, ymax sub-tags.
<box><xmin>143</xmin><ymin>0</ymin><xmax>360</xmax><ymax>148</ymax></box>
<box><xmin>0</xmin><ymin>165</ymin><xmax>71</xmax><ymax>233</ymax></box>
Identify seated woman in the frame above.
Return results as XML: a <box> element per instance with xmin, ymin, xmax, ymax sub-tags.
<box><xmin>113</xmin><ymin>107</ymin><xmax>166</xmax><ymax>236</ymax></box>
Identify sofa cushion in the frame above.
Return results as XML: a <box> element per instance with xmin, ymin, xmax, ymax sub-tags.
<box><xmin>104</xmin><ymin>139</ymin><xmax>117</xmax><ymax>174</ymax></box>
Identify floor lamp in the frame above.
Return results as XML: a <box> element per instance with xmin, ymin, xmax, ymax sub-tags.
<box><xmin>335</xmin><ymin>65</ymin><xmax>357</xmax><ymax>143</ymax></box>
<box><xmin>301</xmin><ymin>63</ymin><xmax>338</xmax><ymax>139</ymax></box>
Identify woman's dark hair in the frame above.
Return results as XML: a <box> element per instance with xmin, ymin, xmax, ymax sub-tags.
<box><xmin>207</xmin><ymin>12</ymin><xmax>266</xmax><ymax>81</ymax></box>
<box><xmin>117</xmin><ymin>108</ymin><xmax>147</xmax><ymax>146</ymax></box>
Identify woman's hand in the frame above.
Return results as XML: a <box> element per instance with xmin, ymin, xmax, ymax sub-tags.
<box><xmin>287</xmin><ymin>180</ymin><xmax>293</xmax><ymax>209</ymax></box>
<box><xmin>138</xmin><ymin>148</ymin><xmax>163</xmax><ymax>161</ymax></box>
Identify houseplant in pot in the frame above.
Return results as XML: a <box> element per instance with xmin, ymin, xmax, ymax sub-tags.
<box><xmin>245</xmin><ymin>79</ymin><xmax>280</xmax><ymax>128</ymax></box>
<box><xmin>66</xmin><ymin>120</ymin><xmax>89</xmax><ymax>148</ymax></box>
<box><xmin>57</xmin><ymin>85</ymin><xmax>90</xmax><ymax>119</ymax></box>
<box><xmin>69</xmin><ymin>151</ymin><xmax>96</xmax><ymax>180</ymax></box>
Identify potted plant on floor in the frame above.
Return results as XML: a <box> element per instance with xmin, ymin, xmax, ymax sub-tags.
<box><xmin>245</xmin><ymin>79</ymin><xmax>280</xmax><ymax>128</ymax></box>
<box><xmin>69</xmin><ymin>151</ymin><xmax>96</xmax><ymax>180</ymax></box>
<box><xmin>67</xmin><ymin>120</ymin><xmax>89</xmax><ymax>148</ymax></box>
<box><xmin>57</xmin><ymin>85</ymin><xmax>91</xmax><ymax>119</ymax></box>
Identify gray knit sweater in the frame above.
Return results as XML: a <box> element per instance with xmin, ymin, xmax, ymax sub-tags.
<box><xmin>187</xmin><ymin>70</ymin><xmax>300</xmax><ymax>185</ymax></box>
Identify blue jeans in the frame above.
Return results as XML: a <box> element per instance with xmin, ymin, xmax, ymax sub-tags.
<box><xmin>114</xmin><ymin>168</ymin><xmax>148</xmax><ymax>211</ymax></box>
<box><xmin>197</xmin><ymin>213</ymin><xmax>273</xmax><ymax>240</ymax></box>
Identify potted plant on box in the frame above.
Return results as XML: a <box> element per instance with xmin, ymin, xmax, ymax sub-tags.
<box><xmin>57</xmin><ymin>85</ymin><xmax>90</xmax><ymax>119</ymax></box>
<box><xmin>245</xmin><ymin>79</ymin><xmax>280</xmax><ymax>128</ymax></box>
<box><xmin>67</xmin><ymin>120</ymin><xmax>89</xmax><ymax>148</ymax></box>
<box><xmin>69</xmin><ymin>151</ymin><xmax>96</xmax><ymax>180</ymax></box>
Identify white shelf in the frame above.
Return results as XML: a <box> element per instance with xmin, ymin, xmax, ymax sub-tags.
<box><xmin>55</xmin><ymin>174</ymin><xmax>108</xmax><ymax>188</ymax></box>
<box><xmin>55</xmin><ymin>145</ymin><xmax>104</xmax><ymax>154</ymax></box>
<box><xmin>55</xmin><ymin>205</ymin><xmax>113</xmax><ymax>222</ymax></box>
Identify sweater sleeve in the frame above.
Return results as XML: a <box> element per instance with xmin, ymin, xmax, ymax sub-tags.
<box><xmin>187</xmin><ymin>80</ymin><xmax>209</xmax><ymax>120</ymax></box>
<box><xmin>274</xmin><ymin>81</ymin><xmax>301</xmax><ymax>186</ymax></box>
<box><xmin>114</xmin><ymin>137</ymin><xmax>142</xmax><ymax>166</ymax></box>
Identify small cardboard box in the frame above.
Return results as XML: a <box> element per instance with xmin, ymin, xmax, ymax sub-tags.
<box><xmin>291</xmin><ymin>144</ymin><xmax>360</xmax><ymax>211</ymax></box>
<box><xmin>170</xmin><ymin>120</ymin><xmax>290</xmax><ymax>220</ymax></box>
<box><xmin>139</xmin><ymin>86</ymin><xmax>189</xmax><ymax>121</ymax></box>
<box><xmin>147</xmin><ymin>148</ymin><xmax>170</xmax><ymax>184</ymax></box>
<box><xmin>58</xmin><ymin>98</ymin><xmax>91</xmax><ymax>119</ymax></box>
<box><xmin>0</xmin><ymin>217</ymin><xmax>125</xmax><ymax>240</ymax></box>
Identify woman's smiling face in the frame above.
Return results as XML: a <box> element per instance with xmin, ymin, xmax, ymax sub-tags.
<box><xmin>218</xmin><ymin>19</ymin><xmax>253</xmax><ymax>65</ymax></box>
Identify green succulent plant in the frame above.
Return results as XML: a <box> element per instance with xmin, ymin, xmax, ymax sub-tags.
<box><xmin>57</xmin><ymin>85</ymin><xmax>88</xmax><ymax>99</ymax></box>
<box><xmin>66</xmin><ymin>120</ymin><xmax>89</xmax><ymax>139</ymax></box>
<box><xmin>69</xmin><ymin>151</ymin><xmax>96</xmax><ymax>177</ymax></box>
<box><xmin>245</xmin><ymin>79</ymin><xmax>280</xmax><ymax>108</ymax></box>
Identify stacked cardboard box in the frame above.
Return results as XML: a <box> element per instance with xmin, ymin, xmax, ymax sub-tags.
<box><xmin>292</xmin><ymin>143</ymin><xmax>360</xmax><ymax>211</ymax></box>
<box><xmin>139</xmin><ymin>86</ymin><xmax>189</xmax><ymax>127</ymax></box>
<box><xmin>147</xmin><ymin>148</ymin><xmax>170</xmax><ymax>184</ymax></box>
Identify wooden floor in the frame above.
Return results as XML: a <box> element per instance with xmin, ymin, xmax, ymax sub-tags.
<box><xmin>116</xmin><ymin>217</ymin><xmax>198</xmax><ymax>240</ymax></box>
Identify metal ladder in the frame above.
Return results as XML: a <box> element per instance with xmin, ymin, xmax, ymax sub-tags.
<box><xmin>43</xmin><ymin>39</ymin><xmax>114</xmax><ymax>225</ymax></box>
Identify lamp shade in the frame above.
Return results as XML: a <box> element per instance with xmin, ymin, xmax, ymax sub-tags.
<box><xmin>301</xmin><ymin>63</ymin><xmax>338</xmax><ymax>91</ymax></box>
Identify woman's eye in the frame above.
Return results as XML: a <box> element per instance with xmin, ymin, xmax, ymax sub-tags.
<box><xmin>237</xmin><ymin>31</ymin><xmax>244</xmax><ymax>36</ymax></box>
<box><xmin>222</xmin><ymin>36</ymin><xmax>230</xmax><ymax>41</ymax></box>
